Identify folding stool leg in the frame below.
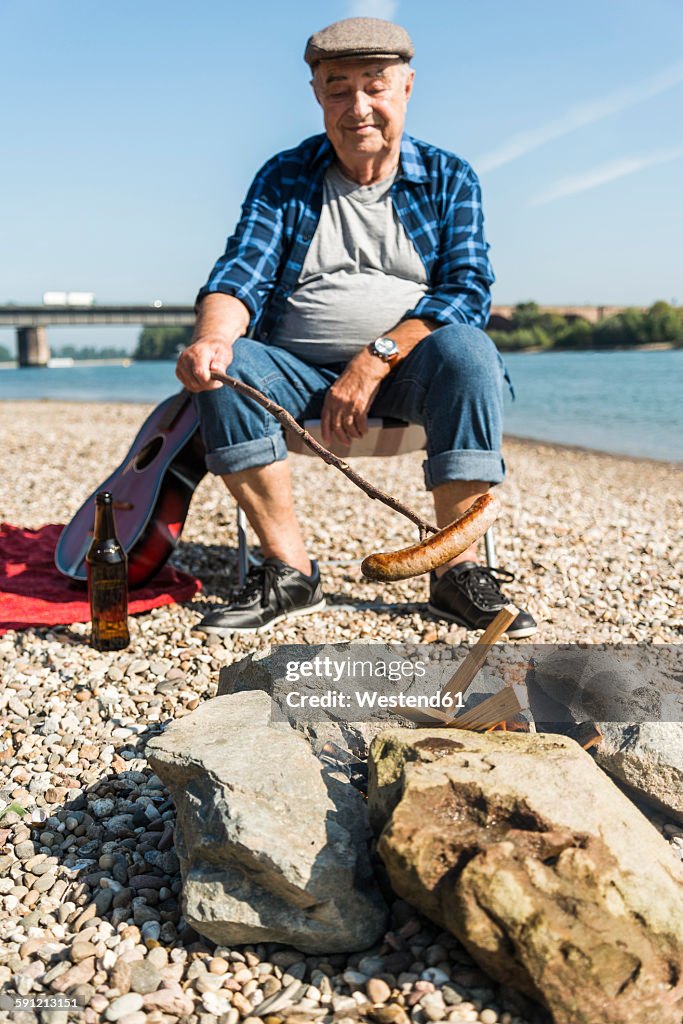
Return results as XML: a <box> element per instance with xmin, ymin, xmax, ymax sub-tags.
<box><xmin>236</xmin><ymin>506</ymin><xmax>250</xmax><ymax>586</ymax></box>
<box><xmin>484</xmin><ymin>525</ymin><xmax>497</xmax><ymax>569</ymax></box>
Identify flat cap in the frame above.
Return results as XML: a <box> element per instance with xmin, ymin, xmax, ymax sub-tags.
<box><xmin>304</xmin><ymin>17</ymin><xmax>414</xmax><ymax>69</ymax></box>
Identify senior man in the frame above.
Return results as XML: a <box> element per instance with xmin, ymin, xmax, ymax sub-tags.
<box><xmin>176</xmin><ymin>17</ymin><xmax>537</xmax><ymax>639</ymax></box>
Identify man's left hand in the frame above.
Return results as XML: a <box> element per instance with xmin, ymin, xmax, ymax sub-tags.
<box><xmin>321</xmin><ymin>351</ymin><xmax>387</xmax><ymax>445</ymax></box>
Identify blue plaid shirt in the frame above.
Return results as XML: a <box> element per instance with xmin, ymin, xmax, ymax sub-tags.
<box><xmin>198</xmin><ymin>132</ymin><xmax>494</xmax><ymax>339</ymax></box>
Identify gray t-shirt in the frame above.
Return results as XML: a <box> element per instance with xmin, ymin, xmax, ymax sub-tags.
<box><xmin>269</xmin><ymin>163</ymin><xmax>428</xmax><ymax>364</ymax></box>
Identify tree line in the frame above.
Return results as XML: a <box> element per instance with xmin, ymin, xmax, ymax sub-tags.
<box><xmin>133</xmin><ymin>327</ymin><xmax>193</xmax><ymax>360</ymax></box>
<box><xmin>489</xmin><ymin>301</ymin><xmax>683</xmax><ymax>352</ymax></box>
<box><xmin>0</xmin><ymin>331</ymin><xmax>188</xmax><ymax>362</ymax></box>
<box><xmin>133</xmin><ymin>302</ymin><xmax>683</xmax><ymax>358</ymax></box>
<box><xmin>55</xmin><ymin>344</ymin><xmax>130</xmax><ymax>360</ymax></box>
<box><xmin>0</xmin><ymin>343</ymin><xmax>130</xmax><ymax>362</ymax></box>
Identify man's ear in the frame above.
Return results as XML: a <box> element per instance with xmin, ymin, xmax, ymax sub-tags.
<box><xmin>310</xmin><ymin>77</ymin><xmax>323</xmax><ymax>107</ymax></box>
<box><xmin>404</xmin><ymin>67</ymin><xmax>415</xmax><ymax>102</ymax></box>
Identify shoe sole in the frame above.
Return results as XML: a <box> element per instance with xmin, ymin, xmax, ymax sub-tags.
<box><xmin>200</xmin><ymin>598</ymin><xmax>328</xmax><ymax>636</ymax></box>
<box><xmin>426</xmin><ymin>602</ymin><xmax>538</xmax><ymax>639</ymax></box>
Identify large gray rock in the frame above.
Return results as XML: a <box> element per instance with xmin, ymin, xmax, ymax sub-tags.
<box><xmin>529</xmin><ymin>650</ymin><xmax>683</xmax><ymax>820</ymax></box>
<box><xmin>146</xmin><ymin>690</ymin><xmax>387</xmax><ymax>953</ymax></box>
<box><xmin>529</xmin><ymin>647</ymin><xmax>680</xmax><ymax>725</ymax></box>
<box><xmin>370</xmin><ymin>729</ymin><xmax>683</xmax><ymax>1024</ymax></box>
<box><xmin>594</xmin><ymin>722</ymin><xmax>683</xmax><ymax>823</ymax></box>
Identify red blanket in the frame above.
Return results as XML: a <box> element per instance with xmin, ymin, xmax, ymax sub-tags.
<box><xmin>0</xmin><ymin>523</ymin><xmax>201</xmax><ymax>635</ymax></box>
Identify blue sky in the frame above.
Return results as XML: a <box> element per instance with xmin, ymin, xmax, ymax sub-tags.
<box><xmin>1</xmin><ymin>0</ymin><xmax>682</xmax><ymax>351</ymax></box>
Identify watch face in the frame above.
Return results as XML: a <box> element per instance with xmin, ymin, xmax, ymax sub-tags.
<box><xmin>374</xmin><ymin>337</ymin><xmax>398</xmax><ymax>358</ymax></box>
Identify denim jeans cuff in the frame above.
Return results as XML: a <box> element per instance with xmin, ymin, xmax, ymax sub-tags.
<box><xmin>205</xmin><ymin>434</ymin><xmax>288</xmax><ymax>476</ymax></box>
<box><xmin>423</xmin><ymin>449</ymin><xmax>506</xmax><ymax>490</ymax></box>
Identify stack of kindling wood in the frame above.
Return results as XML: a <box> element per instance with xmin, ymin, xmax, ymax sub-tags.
<box><xmin>411</xmin><ymin>605</ymin><xmax>602</xmax><ymax>749</ymax></box>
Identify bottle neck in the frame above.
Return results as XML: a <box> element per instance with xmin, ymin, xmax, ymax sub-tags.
<box><xmin>94</xmin><ymin>501</ymin><xmax>117</xmax><ymax>541</ymax></box>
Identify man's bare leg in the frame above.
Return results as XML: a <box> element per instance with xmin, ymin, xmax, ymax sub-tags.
<box><xmin>432</xmin><ymin>480</ymin><xmax>489</xmax><ymax>575</ymax></box>
<box><xmin>222</xmin><ymin>460</ymin><xmax>313</xmax><ymax>576</ymax></box>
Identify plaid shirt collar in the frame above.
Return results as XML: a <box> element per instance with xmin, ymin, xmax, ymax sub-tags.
<box><xmin>308</xmin><ymin>131</ymin><xmax>430</xmax><ymax>184</ymax></box>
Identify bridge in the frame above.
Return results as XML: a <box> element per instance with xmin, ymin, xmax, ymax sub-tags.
<box><xmin>1</xmin><ymin>303</ymin><xmax>629</xmax><ymax>366</ymax></box>
<box><xmin>0</xmin><ymin>305</ymin><xmax>195</xmax><ymax>366</ymax></box>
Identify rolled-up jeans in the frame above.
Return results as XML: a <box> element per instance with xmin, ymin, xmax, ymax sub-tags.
<box><xmin>194</xmin><ymin>323</ymin><xmax>510</xmax><ymax>490</ymax></box>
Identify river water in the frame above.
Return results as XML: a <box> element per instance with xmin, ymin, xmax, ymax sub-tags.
<box><xmin>1</xmin><ymin>350</ymin><xmax>681</xmax><ymax>462</ymax></box>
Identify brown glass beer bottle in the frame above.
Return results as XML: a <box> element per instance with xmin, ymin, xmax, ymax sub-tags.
<box><xmin>86</xmin><ymin>491</ymin><xmax>130</xmax><ymax>651</ymax></box>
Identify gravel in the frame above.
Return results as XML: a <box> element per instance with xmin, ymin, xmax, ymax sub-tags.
<box><xmin>0</xmin><ymin>399</ymin><xmax>681</xmax><ymax>1024</ymax></box>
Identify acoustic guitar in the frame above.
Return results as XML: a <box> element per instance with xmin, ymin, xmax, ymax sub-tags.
<box><xmin>55</xmin><ymin>391</ymin><xmax>206</xmax><ymax>587</ymax></box>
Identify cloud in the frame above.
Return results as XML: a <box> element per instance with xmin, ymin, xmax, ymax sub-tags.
<box><xmin>529</xmin><ymin>145</ymin><xmax>683</xmax><ymax>206</ymax></box>
<box><xmin>348</xmin><ymin>0</ymin><xmax>398</xmax><ymax>19</ymax></box>
<box><xmin>476</xmin><ymin>60</ymin><xmax>683</xmax><ymax>173</ymax></box>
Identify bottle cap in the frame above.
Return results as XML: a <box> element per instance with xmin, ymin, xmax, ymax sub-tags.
<box><xmin>96</xmin><ymin>491</ymin><xmax>113</xmax><ymax>505</ymax></box>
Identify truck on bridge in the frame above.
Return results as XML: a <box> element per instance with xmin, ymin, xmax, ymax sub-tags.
<box><xmin>42</xmin><ymin>291</ymin><xmax>95</xmax><ymax>307</ymax></box>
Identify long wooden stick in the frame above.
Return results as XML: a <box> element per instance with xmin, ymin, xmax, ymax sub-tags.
<box><xmin>210</xmin><ymin>369</ymin><xmax>437</xmax><ymax>536</ymax></box>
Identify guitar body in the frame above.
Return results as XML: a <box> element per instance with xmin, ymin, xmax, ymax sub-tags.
<box><xmin>55</xmin><ymin>392</ymin><xmax>206</xmax><ymax>587</ymax></box>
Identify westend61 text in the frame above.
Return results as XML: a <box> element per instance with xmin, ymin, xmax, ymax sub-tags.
<box><xmin>285</xmin><ymin>690</ymin><xmax>465</xmax><ymax>710</ymax></box>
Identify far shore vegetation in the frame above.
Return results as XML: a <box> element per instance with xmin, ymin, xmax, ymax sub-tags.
<box><xmin>1</xmin><ymin>301</ymin><xmax>681</xmax><ymax>363</ymax></box>
<box><xmin>488</xmin><ymin>300</ymin><xmax>683</xmax><ymax>352</ymax></box>
<box><xmin>134</xmin><ymin>326</ymin><xmax>193</xmax><ymax>361</ymax></box>
<box><xmin>52</xmin><ymin>344</ymin><xmax>130</xmax><ymax>360</ymax></box>
<box><xmin>0</xmin><ymin>344</ymin><xmax>129</xmax><ymax>362</ymax></box>
<box><xmin>132</xmin><ymin>301</ymin><xmax>683</xmax><ymax>359</ymax></box>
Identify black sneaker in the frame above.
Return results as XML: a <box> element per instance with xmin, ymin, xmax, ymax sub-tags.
<box><xmin>198</xmin><ymin>557</ymin><xmax>326</xmax><ymax>635</ymax></box>
<box><xmin>428</xmin><ymin>561</ymin><xmax>537</xmax><ymax>639</ymax></box>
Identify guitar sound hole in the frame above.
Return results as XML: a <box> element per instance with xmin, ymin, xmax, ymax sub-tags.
<box><xmin>134</xmin><ymin>435</ymin><xmax>164</xmax><ymax>471</ymax></box>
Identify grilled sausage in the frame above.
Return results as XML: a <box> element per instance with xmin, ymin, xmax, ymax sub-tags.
<box><xmin>361</xmin><ymin>492</ymin><xmax>500</xmax><ymax>581</ymax></box>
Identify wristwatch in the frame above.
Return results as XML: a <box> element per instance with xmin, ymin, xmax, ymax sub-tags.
<box><xmin>369</xmin><ymin>336</ymin><xmax>399</xmax><ymax>366</ymax></box>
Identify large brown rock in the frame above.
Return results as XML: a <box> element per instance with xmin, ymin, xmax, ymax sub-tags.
<box><xmin>370</xmin><ymin>729</ymin><xmax>683</xmax><ymax>1024</ymax></box>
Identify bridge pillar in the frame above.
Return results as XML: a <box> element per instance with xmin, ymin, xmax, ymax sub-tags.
<box><xmin>17</xmin><ymin>326</ymin><xmax>49</xmax><ymax>367</ymax></box>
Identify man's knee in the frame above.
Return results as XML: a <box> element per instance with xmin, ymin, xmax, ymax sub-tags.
<box><xmin>193</xmin><ymin>336</ymin><xmax>280</xmax><ymax>425</ymax></box>
<box><xmin>216</xmin><ymin>335</ymin><xmax>275</xmax><ymax>385</ymax></box>
<box><xmin>424</xmin><ymin>323</ymin><xmax>501</xmax><ymax>383</ymax></box>
<box><xmin>191</xmin><ymin>335</ymin><xmax>289</xmax><ymax>475</ymax></box>
<box><xmin>192</xmin><ymin>376</ymin><xmax>241</xmax><ymax>423</ymax></box>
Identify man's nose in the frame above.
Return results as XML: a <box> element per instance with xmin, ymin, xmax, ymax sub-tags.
<box><xmin>350</xmin><ymin>90</ymin><xmax>372</xmax><ymax>119</ymax></box>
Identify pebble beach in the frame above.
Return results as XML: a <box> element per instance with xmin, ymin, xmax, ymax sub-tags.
<box><xmin>1</xmin><ymin>400</ymin><xmax>682</xmax><ymax>1024</ymax></box>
